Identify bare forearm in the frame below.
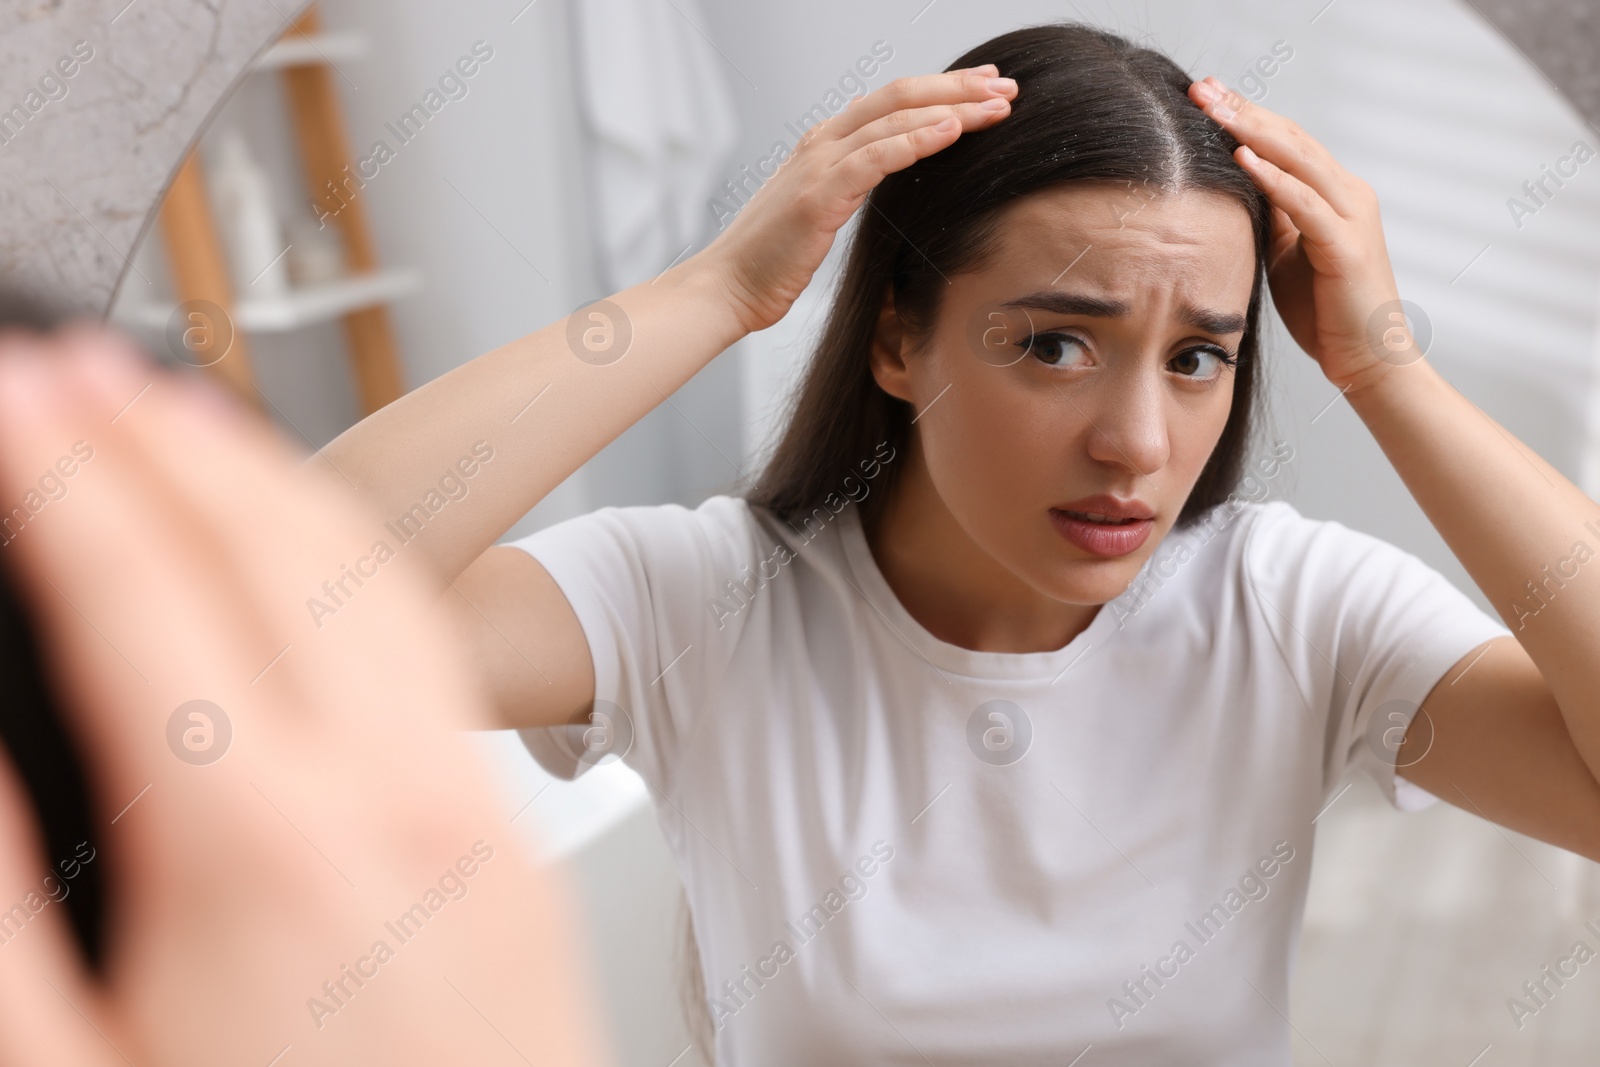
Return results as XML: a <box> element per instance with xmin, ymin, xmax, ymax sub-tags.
<box><xmin>308</xmin><ymin>252</ymin><xmax>747</xmax><ymax>587</ymax></box>
<box><xmin>302</xmin><ymin>69</ymin><xmax>1023</xmax><ymax>593</ymax></box>
<box><xmin>1347</xmin><ymin>359</ymin><xmax>1600</xmax><ymax>776</ymax></box>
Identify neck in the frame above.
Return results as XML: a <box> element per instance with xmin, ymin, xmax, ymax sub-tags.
<box><xmin>861</xmin><ymin>431</ymin><xmax>1100</xmax><ymax>654</ymax></box>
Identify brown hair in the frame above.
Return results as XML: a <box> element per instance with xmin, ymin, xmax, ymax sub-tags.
<box><xmin>740</xmin><ymin>21</ymin><xmax>1273</xmax><ymax>533</ymax></box>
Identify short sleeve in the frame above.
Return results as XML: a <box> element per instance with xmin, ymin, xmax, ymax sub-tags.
<box><xmin>502</xmin><ymin>495</ymin><xmax>761</xmax><ymax>796</ymax></box>
<box><xmin>1241</xmin><ymin>502</ymin><xmax>1513</xmax><ymax>812</ymax></box>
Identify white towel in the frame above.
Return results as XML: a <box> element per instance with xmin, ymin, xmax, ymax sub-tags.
<box><xmin>571</xmin><ymin>0</ymin><xmax>740</xmax><ymax>291</ymax></box>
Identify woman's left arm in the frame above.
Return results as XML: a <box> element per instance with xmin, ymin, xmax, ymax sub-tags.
<box><xmin>1190</xmin><ymin>77</ymin><xmax>1600</xmax><ymax>863</ymax></box>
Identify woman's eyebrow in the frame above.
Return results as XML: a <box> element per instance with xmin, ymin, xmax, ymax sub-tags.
<box><xmin>998</xmin><ymin>290</ymin><xmax>1247</xmax><ymax>336</ymax></box>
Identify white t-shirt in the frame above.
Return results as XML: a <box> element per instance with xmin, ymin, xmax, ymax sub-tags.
<box><xmin>508</xmin><ymin>493</ymin><xmax>1510</xmax><ymax>1066</ymax></box>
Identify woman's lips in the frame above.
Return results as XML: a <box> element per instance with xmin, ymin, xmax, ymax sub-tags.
<box><xmin>1049</xmin><ymin>508</ymin><xmax>1154</xmax><ymax>557</ymax></box>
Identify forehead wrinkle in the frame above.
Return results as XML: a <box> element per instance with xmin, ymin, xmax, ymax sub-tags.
<box><xmin>999</xmin><ymin>289</ymin><xmax>1246</xmax><ymax>336</ymax></box>
<box><xmin>982</xmin><ymin>193</ymin><xmax>1257</xmax><ymax>335</ymax></box>
<box><xmin>1002</xmin><ymin>188</ymin><xmax>1251</xmax><ymax>270</ymax></box>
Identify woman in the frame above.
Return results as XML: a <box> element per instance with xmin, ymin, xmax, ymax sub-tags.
<box><xmin>319</xmin><ymin>21</ymin><xmax>1600</xmax><ymax>1065</ymax></box>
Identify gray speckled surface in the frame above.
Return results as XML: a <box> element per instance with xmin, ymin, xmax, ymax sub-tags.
<box><xmin>0</xmin><ymin>0</ymin><xmax>306</xmax><ymax>319</ymax></box>
<box><xmin>1466</xmin><ymin>0</ymin><xmax>1600</xmax><ymax>135</ymax></box>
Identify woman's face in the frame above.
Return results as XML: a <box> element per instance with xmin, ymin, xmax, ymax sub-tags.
<box><xmin>871</xmin><ymin>182</ymin><xmax>1259</xmax><ymax>606</ymax></box>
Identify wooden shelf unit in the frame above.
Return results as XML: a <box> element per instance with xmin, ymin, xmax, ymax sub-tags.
<box><xmin>153</xmin><ymin>3</ymin><xmax>406</xmax><ymax>418</ymax></box>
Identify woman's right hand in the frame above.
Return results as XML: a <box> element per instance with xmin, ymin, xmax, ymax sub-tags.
<box><xmin>701</xmin><ymin>64</ymin><xmax>1017</xmax><ymax>336</ymax></box>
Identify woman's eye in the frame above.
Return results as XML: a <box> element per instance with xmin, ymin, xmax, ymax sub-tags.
<box><xmin>1170</xmin><ymin>345</ymin><xmax>1235</xmax><ymax>380</ymax></box>
<box><xmin>1021</xmin><ymin>331</ymin><xmax>1089</xmax><ymax>368</ymax></box>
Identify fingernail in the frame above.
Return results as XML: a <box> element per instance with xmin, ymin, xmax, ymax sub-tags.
<box><xmin>1192</xmin><ymin>80</ymin><xmax>1219</xmax><ymax>105</ymax></box>
<box><xmin>987</xmin><ymin>77</ymin><xmax>1016</xmax><ymax>94</ymax></box>
<box><xmin>980</xmin><ymin>97</ymin><xmax>1009</xmax><ymax>111</ymax></box>
<box><xmin>1210</xmin><ymin>81</ymin><xmax>1239</xmax><ymax>121</ymax></box>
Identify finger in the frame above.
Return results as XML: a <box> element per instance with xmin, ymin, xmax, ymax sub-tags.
<box><xmin>54</xmin><ymin>329</ymin><xmax>467</xmax><ymax>735</ymax></box>
<box><xmin>832</xmin><ymin>96</ymin><xmax>1011</xmax><ymax>159</ymax></box>
<box><xmin>1270</xmin><ymin>202</ymin><xmax>1298</xmax><ymax>239</ymax></box>
<box><xmin>44</xmin><ymin>328</ymin><xmax>321</xmax><ymax>699</ymax></box>
<box><xmin>829</xmin><ymin>112</ymin><xmax>973</xmax><ymax>203</ymax></box>
<box><xmin>822</xmin><ymin>71</ymin><xmax>1016</xmax><ymax>145</ymax></box>
<box><xmin>1233</xmin><ymin>144</ymin><xmax>1357</xmax><ymax>275</ymax></box>
<box><xmin>50</xmin><ymin>327</ymin><xmax>473</xmax><ymax>735</ymax></box>
<box><xmin>0</xmin><ymin>337</ymin><xmax>291</xmax><ymax>802</ymax></box>
<box><xmin>59</xmin><ymin>330</ymin><xmax>296</xmax><ymax>679</ymax></box>
<box><xmin>0</xmin><ymin>743</ymin><xmax>115</xmax><ymax>1067</ymax></box>
<box><xmin>1190</xmin><ymin>77</ymin><xmax>1367</xmax><ymax>220</ymax></box>
<box><xmin>1267</xmin><ymin>202</ymin><xmax>1302</xmax><ymax>258</ymax></box>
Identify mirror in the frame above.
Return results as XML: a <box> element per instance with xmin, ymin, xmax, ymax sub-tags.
<box><xmin>7</xmin><ymin>0</ymin><xmax>1600</xmax><ymax>1064</ymax></box>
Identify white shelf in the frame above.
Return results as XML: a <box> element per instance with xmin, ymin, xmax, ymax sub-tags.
<box><xmin>252</xmin><ymin>31</ymin><xmax>368</xmax><ymax>71</ymax></box>
<box><xmin>114</xmin><ymin>269</ymin><xmax>421</xmax><ymax>334</ymax></box>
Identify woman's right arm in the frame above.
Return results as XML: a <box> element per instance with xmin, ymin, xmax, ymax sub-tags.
<box><xmin>308</xmin><ymin>67</ymin><xmax>1018</xmax><ymax>730</ymax></box>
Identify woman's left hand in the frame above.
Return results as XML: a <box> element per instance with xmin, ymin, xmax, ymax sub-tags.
<box><xmin>1187</xmin><ymin>76</ymin><xmax>1415</xmax><ymax>395</ymax></box>
<box><xmin>0</xmin><ymin>328</ymin><xmax>606</xmax><ymax>1067</ymax></box>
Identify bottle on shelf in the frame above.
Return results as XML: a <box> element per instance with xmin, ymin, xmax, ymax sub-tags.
<box><xmin>209</xmin><ymin>130</ymin><xmax>290</xmax><ymax>298</ymax></box>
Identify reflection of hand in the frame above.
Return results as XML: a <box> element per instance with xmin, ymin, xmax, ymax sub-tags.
<box><xmin>703</xmin><ymin>65</ymin><xmax>1018</xmax><ymax>336</ymax></box>
<box><xmin>1188</xmin><ymin>76</ymin><xmax>1407</xmax><ymax>395</ymax></box>
<box><xmin>0</xmin><ymin>327</ymin><xmax>607</xmax><ymax>1067</ymax></box>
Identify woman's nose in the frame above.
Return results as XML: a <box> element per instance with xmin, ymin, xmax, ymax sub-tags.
<box><xmin>1081</xmin><ymin>368</ymin><xmax>1170</xmax><ymax>477</ymax></box>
